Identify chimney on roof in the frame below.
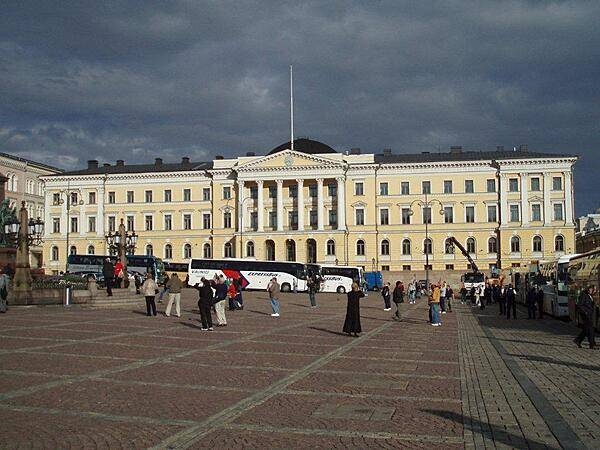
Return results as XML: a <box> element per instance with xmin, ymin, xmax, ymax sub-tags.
<box><xmin>103</xmin><ymin>163</ymin><xmax>111</xmax><ymax>167</ymax></box>
<box><xmin>496</xmin><ymin>145</ymin><xmax>504</xmax><ymax>151</ymax></box>
<box><xmin>181</xmin><ymin>156</ymin><xmax>190</xmax><ymax>165</ymax></box>
<box><xmin>246</xmin><ymin>152</ymin><xmax>255</xmax><ymax>157</ymax></box>
<box><xmin>215</xmin><ymin>155</ymin><xmax>224</xmax><ymax>160</ymax></box>
<box><xmin>519</xmin><ymin>144</ymin><xmax>528</xmax><ymax>152</ymax></box>
<box><xmin>87</xmin><ymin>160</ymin><xmax>98</xmax><ymax>169</ymax></box>
<box><xmin>450</xmin><ymin>146</ymin><xmax>462</xmax><ymax>154</ymax></box>
<box><xmin>350</xmin><ymin>147</ymin><xmax>361</xmax><ymax>155</ymax></box>
<box><xmin>383</xmin><ymin>148</ymin><xmax>392</xmax><ymax>156</ymax></box>
<box><xmin>155</xmin><ymin>158</ymin><xmax>163</xmax><ymax>166</ymax></box>
<box><xmin>116</xmin><ymin>159</ymin><xmax>124</xmax><ymax>167</ymax></box>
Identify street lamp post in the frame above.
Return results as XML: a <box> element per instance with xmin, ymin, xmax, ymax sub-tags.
<box><xmin>408</xmin><ymin>193</ymin><xmax>444</xmax><ymax>291</ymax></box>
<box><xmin>105</xmin><ymin>218</ymin><xmax>138</xmax><ymax>281</ymax></box>
<box><xmin>4</xmin><ymin>201</ymin><xmax>44</xmax><ymax>294</ymax></box>
<box><xmin>53</xmin><ymin>185</ymin><xmax>84</xmax><ymax>272</ymax></box>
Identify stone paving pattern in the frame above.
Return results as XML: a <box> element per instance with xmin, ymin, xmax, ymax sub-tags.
<box><xmin>0</xmin><ymin>289</ymin><xmax>598</xmax><ymax>449</ymax></box>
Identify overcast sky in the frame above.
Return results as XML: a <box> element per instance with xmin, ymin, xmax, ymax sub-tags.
<box><xmin>1</xmin><ymin>1</ymin><xmax>598</xmax><ymax>215</ymax></box>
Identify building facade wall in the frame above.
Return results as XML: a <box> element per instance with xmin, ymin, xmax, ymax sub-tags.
<box><xmin>41</xmin><ymin>149</ymin><xmax>577</xmax><ymax>278</ymax></box>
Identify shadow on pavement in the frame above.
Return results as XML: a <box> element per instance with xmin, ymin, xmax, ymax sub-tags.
<box><xmin>180</xmin><ymin>321</ymin><xmax>200</xmax><ymax>329</ymax></box>
<box><xmin>308</xmin><ymin>326</ymin><xmax>349</xmax><ymax>337</ymax></box>
<box><xmin>506</xmin><ymin>353</ymin><xmax>600</xmax><ymax>371</ymax></box>
<box><xmin>423</xmin><ymin>409</ymin><xmax>549</xmax><ymax>449</ymax></box>
<box><xmin>247</xmin><ymin>309</ymin><xmax>272</xmax><ymax>316</ymax></box>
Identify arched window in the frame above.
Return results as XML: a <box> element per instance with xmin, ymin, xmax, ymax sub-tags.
<box><xmin>69</xmin><ymin>245</ymin><xmax>77</xmax><ymax>256</ymax></box>
<box><xmin>87</xmin><ymin>245</ymin><xmax>95</xmax><ymax>255</ymax></box>
<box><xmin>424</xmin><ymin>238</ymin><xmax>432</xmax><ymax>255</ymax></box>
<box><xmin>533</xmin><ymin>235</ymin><xmax>542</xmax><ymax>252</ymax></box>
<box><xmin>51</xmin><ymin>246</ymin><xmax>59</xmax><ymax>261</ymax></box>
<box><xmin>381</xmin><ymin>239</ymin><xmax>390</xmax><ymax>255</ymax></box>
<box><xmin>286</xmin><ymin>240</ymin><xmax>296</xmax><ymax>261</ymax></box>
<box><xmin>265</xmin><ymin>240</ymin><xmax>275</xmax><ymax>261</ymax></box>
<box><xmin>510</xmin><ymin>236</ymin><xmax>520</xmax><ymax>253</ymax></box>
<box><xmin>146</xmin><ymin>244</ymin><xmax>153</xmax><ymax>256</ymax></box>
<box><xmin>402</xmin><ymin>239</ymin><xmax>411</xmax><ymax>255</ymax></box>
<box><xmin>356</xmin><ymin>239</ymin><xmax>365</xmax><ymax>256</ymax></box>
<box><xmin>184</xmin><ymin>243</ymin><xmax>192</xmax><ymax>259</ymax></box>
<box><xmin>488</xmin><ymin>237</ymin><xmax>497</xmax><ymax>253</ymax></box>
<box><xmin>203</xmin><ymin>243</ymin><xmax>212</xmax><ymax>258</ymax></box>
<box><xmin>224</xmin><ymin>242</ymin><xmax>233</xmax><ymax>258</ymax></box>
<box><xmin>554</xmin><ymin>235</ymin><xmax>564</xmax><ymax>251</ymax></box>
<box><xmin>466</xmin><ymin>238</ymin><xmax>476</xmax><ymax>254</ymax></box>
<box><xmin>246</xmin><ymin>241</ymin><xmax>254</xmax><ymax>257</ymax></box>
<box><xmin>444</xmin><ymin>238</ymin><xmax>454</xmax><ymax>254</ymax></box>
<box><xmin>326</xmin><ymin>239</ymin><xmax>335</xmax><ymax>256</ymax></box>
<box><xmin>164</xmin><ymin>244</ymin><xmax>172</xmax><ymax>260</ymax></box>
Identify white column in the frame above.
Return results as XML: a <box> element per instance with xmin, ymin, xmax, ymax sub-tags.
<box><xmin>543</xmin><ymin>173</ymin><xmax>552</xmax><ymax>225</ymax></box>
<box><xmin>520</xmin><ymin>173</ymin><xmax>529</xmax><ymax>225</ymax></box>
<box><xmin>43</xmin><ymin>188</ymin><xmax>52</xmax><ymax>240</ymax></box>
<box><xmin>296</xmin><ymin>178</ymin><xmax>304</xmax><ymax>231</ymax></box>
<box><xmin>316</xmin><ymin>178</ymin><xmax>324</xmax><ymax>230</ymax></box>
<box><xmin>564</xmin><ymin>170</ymin><xmax>573</xmax><ymax>225</ymax></box>
<box><xmin>499</xmin><ymin>174</ymin><xmax>508</xmax><ymax>227</ymax></box>
<box><xmin>276</xmin><ymin>179</ymin><xmax>283</xmax><ymax>231</ymax></box>
<box><xmin>336</xmin><ymin>177</ymin><xmax>346</xmax><ymax>230</ymax></box>
<box><xmin>79</xmin><ymin>195</ymin><xmax>86</xmax><ymax>236</ymax></box>
<box><xmin>60</xmin><ymin>193</ymin><xmax>67</xmax><ymax>237</ymax></box>
<box><xmin>257</xmin><ymin>180</ymin><xmax>264</xmax><ymax>232</ymax></box>
<box><xmin>97</xmin><ymin>186</ymin><xmax>105</xmax><ymax>235</ymax></box>
<box><xmin>237</xmin><ymin>181</ymin><xmax>244</xmax><ymax>233</ymax></box>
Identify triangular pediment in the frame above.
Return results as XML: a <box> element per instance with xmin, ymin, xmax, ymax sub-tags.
<box><xmin>237</xmin><ymin>149</ymin><xmax>342</xmax><ymax>172</ymax></box>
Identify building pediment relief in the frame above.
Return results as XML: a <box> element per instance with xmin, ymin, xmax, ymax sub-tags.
<box><xmin>236</xmin><ymin>150</ymin><xmax>342</xmax><ymax>173</ymax></box>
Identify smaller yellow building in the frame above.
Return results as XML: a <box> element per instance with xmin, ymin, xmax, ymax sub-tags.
<box><xmin>41</xmin><ymin>140</ymin><xmax>577</xmax><ymax>278</ymax></box>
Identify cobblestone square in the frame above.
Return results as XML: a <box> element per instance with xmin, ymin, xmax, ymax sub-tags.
<box><xmin>1</xmin><ymin>289</ymin><xmax>598</xmax><ymax>449</ymax></box>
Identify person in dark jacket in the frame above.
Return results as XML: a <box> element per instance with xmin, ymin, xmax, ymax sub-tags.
<box><xmin>574</xmin><ymin>285</ymin><xmax>596</xmax><ymax>349</ymax></box>
<box><xmin>102</xmin><ymin>258</ymin><xmax>114</xmax><ymax>297</ymax></box>
<box><xmin>392</xmin><ymin>280</ymin><xmax>403</xmax><ymax>320</ymax></box>
<box><xmin>195</xmin><ymin>277</ymin><xmax>214</xmax><ymax>331</ymax></box>
<box><xmin>527</xmin><ymin>286</ymin><xmax>537</xmax><ymax>319</ymax></box>
<box><xmin>381</xmin><ymin>282</ymin><xmax>391</xmax><ymax>311</ymax></box>
<box><xmin>506</xmin><ymin>284</ymin><xmax>517</xmax><ymax>319</ymax></box>
<box><xmin>536</xmin><ymin>286</ymin><xmax>545</xmax><ymax>319</ymax></box>
<box><xmin>343</xmin><ymin>282</ymin><xmax>365</xmax><ymax>336</ymax></box>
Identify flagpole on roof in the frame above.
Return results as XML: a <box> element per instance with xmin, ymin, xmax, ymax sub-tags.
<box><xmin>290</xmin><ymin>65</ymin><xmax>294</xmax><ymax>152</ymax></box>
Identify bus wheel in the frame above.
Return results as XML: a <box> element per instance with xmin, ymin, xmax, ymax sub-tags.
<box><xmin>337</xmin><ymin>286</ymin><xmax>346</xmax><ymax>294</ymax></box>
<box><xmin>281</xmin><ymin>283</ymin><xmax>291</xmax><ymax>292</ymax></box>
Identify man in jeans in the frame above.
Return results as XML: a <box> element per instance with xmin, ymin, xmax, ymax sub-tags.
<box><xmin>268</xmin><ymin>277</ymin><xmax>280</xmax><ymax>317</ymax></box>
<box><xmin>165</xmin><ymin>272</ymin><xmax>183</xmax><ymax>318</ymax></box>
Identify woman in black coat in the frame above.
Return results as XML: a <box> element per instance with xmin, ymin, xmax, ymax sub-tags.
<box><xmin>343</xmin><ymin>282</ymin><xmax>365</xmax><ymax>336</ymax></box>
<box><xmin>195</xmin><ymin>277</ymin><xmax>214</xmax><ymax>331</ymax></box>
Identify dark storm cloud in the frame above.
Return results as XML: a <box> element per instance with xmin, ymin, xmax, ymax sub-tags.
<box><xmin>1</xmin><ymin>0</ymin><xmax>599</xmax><ymax>214</ymax></box>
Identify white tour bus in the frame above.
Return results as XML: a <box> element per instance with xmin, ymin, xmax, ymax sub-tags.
<box><xmin>188</xmin><ymin>258</ymin><xmax>310</xmax><ymax>292</ymax></box>
<box><xmin>536</xmin><ymin>253</ymin><xmax>579</xmax><ymax>317</ymax></box>
<box><xmin>67</xmin><ymin>254</ymin><xmax>165</xmax><ymax>282</ymax></box>
<box><xmin>318</xmin><ymin>265</ymin><xmax>364</xmax><ymax>294</ymax></box>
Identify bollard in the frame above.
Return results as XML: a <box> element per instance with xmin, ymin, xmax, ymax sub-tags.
<box><xmin>64</xmin><ymin>285</ymin><xmax>72</xmax><ymax>307</ymax></box>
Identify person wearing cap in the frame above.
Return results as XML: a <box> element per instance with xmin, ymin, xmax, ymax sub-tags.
<box><xmin>267</xmin><ymin>277</ymin><xmax>280</xmax><ymax>317</ymax></box>
<box><xmin>141</xmin><ymin>272</ymin><xmax>159</xmax><ymax>316</ymax></box>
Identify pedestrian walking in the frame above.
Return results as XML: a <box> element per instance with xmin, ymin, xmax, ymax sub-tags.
<box><xmin>446</xmin><ymin>285</ymin><xmax>453</xmax><ymax>312</ymax></box>
<box><xmin>392</xmin><ymin>280</ymin><xmax>403</xmax><ymax>320</ymax></box>
<box><xmin>440</xmin><ymin>282</ymin><xmax>447</xmax><ymax>314</ymax></box>
<box><xmin>233</xmin><ymin>278</ymin><xmax>244</xmax><ymax>309</ymax></box>
<box><xmin>227</xmin><ymin>280</ymin><xmax>238</xmax><ymax>311</ymax></box>
<box><xmin>573</xmin><ymin>285</ymin><xmax>596</xmax><ymax>349</ymax></box>
<box><xmin>408</xmin><ymin>280</ymin><xmax>416</xmax><ymax>304</ymax></box>
<box><xmin>307</xmin><ymin>274</ymin><xmax>318</xmax><ymax>308</ymax></box>
<box><xmin>141</xmin><ymin>272</ymin><xmax>158</xmax><ymax>316</ymax></box>
<box><xmin>195</xmin><ymin>277</ymin><xmax>214</xmax><ymax>331</ymax></box>
<box><xmin>536</xmin><ymin>286</ymin><xmax>545</xmax><ymax>319</ymax></box>
<box><xmin>429</xmin><ymin>284</ymin><xmax>441</xmax><ymax>326</ymax></box>
<box><xmin>102</xmin><ymin>258</ymin><xmax>114</xmax><ymax>297</ymax></box>
<box><xmin>114</xmin><ymin>258</ymin><xmax>124</xmax><ymax>288</ymax></box>
<box><xmin>381</xmin><ymin>282</ymin><xmax>391</xmax><ymax>311</ymax></box>
<box><xmin>158</xmin><ymin>273</ymin><xmax>170</xmax><ymax>303</ymax></box>
<box><xmin>0</xmin><ymin>268</ymin><xmax>10</xmax><ymax>313</ymax></box>
<box><xmin>527</xmin><ymin>286</ymin><xmax>537</xmax><ymax>319</ymax></box>
<box><xmin>212</xmin><ymin>275</ymin><xmax>228</xmax><ymax>325</ymax></box>
<box><xmin>164</xmin><ymin>272</ymin><xmax>183</xmax><ymax>318</ymax></box>
<box><xmin>343</xmin><ymin>282</ymin><xmax>364</xmax><ymax>336</ymax></box>
<box><xmin>506</xmin><ymin>284</ymin><xmax>517</xmax><ymax>319</ymax></box>
<box><xmin>460</xmin><ymin>285</ymin><xmax>467</xmax><ymax>304</ymax></box>
<box><xmin>267</xmin><ymin>277</ymin><xmax>281</xmax><ymax>317</ymax></box>
<box><xmin>498</xmin><ymin>285</ymin><xmax>506</xmax><ymax>316</ymax></box>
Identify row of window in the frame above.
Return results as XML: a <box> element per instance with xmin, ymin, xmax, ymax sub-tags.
<box><xmin>4</xmin><ymin>174</ymin><xmax>44</xmax><ymax>195</ymax></box>
<box><xmin>51</xmin><ymin>234</ymin><xmax>566</xmax><ymax>263</ymax></box>
<box><xmin>355</xmin><ymin>176</ymin><xmax>563</xmax><ymax>197</ymax></box>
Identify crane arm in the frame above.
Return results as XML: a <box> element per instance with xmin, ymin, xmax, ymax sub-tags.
<box><xmin>448</xmin><ymin>236</ymin><xmax>480</xmax><ymax>273</ymax></box>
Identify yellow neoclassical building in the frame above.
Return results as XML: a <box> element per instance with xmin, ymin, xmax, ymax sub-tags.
<box><xmin>40</xmin><ymin>139</ymin><xmax>577</xmax><ymax>276</ymax></box>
